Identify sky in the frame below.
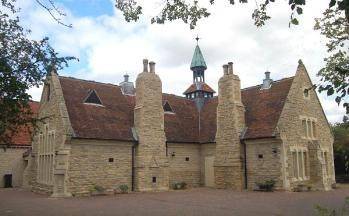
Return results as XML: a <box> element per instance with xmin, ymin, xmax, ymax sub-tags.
<box><xmin>18</xmin><ymin>0</ymin><xmax>346</xmax><ymax>123</ymax></box>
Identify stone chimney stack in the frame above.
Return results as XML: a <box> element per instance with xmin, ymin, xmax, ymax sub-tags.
<box><xmin>134</xmin><ymin>59</ymin><xmax>169</xmax><ymax>192</ymax></box>
<box><xmin>214</xmin><ymin>62</ymin><xmax>245</xmax><ymax>190</ymax></box>
<box><xmin>261</xmin><ymin>71</ymin><xmax>273</xmax><ymax>89</ymax></box>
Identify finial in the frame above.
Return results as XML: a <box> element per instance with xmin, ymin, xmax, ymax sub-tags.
<box><xmin>195</xmin><ymin>35</ymin><xmax>200</xmax><ymax>45</ymax></box>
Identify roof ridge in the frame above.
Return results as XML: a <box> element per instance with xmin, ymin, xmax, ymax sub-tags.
<box><xmin>59</xmin><ymin>76</ymin><xmax>119</xmax><ymax>88</ymax></box>
<box><xmin>241</xmin><ymin>76</ymin><xmax>294</xmax><ymax>91</ymax></box>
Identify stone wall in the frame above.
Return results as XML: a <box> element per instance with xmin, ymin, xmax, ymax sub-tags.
<box><xmin>245</xmin><ymin>139</ymin><xmax>283</xmax><ymax>190</ymax></box>
<box><xmin>67</xmin><ymin>139</ymin><xmax>133</xmax><ymax>196</ymax></box>
<box><xmin>0</xmin><ymin>147</ymin><xmax>28</xmax><ymax>187</ymax></box>
<box><xmin>167</xmin><ymin>143</ymin><xmax>201</xmax><ymax>188</ymax></box>
<box><xmin>277</xmin><ymin>61</ymin><xmax>335</xmax><ymax>191</ymax></box>
<box><xmin>27</xmin><ymin>70</ymin><xmax>74</xmax><ymax>197</ymax></box>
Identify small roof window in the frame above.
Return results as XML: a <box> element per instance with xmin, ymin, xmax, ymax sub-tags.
<box><xmin>84</xmin><ymin>89</ymin><xmax>103</xmax><ymax>105</ymax></box>
<box><xmin>163</xmin><ymin>101</ymin><xmax>174</xmax><ymax>113</ymax></box>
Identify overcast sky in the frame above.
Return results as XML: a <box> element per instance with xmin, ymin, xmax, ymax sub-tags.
<box><xmin>20</xmin><ymin>0</ymin><xmax>346</xmax><ymax>123</ymax></box>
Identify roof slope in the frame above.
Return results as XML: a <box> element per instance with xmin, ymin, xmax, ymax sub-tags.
<box><xmin>183</xmin><ymin>82</ymin><xmax>216</xmax><ymax>94</ymax></box>
<box><xmin>10</xmin><ymin>101</ymin><xmax>40</xmax><ymax>146</ymax></box>
<box><xmin>58</xmin><ymin>76</ymin><xmax>293</xmax><ymax>143</ymax></box>
<box><xmin>59</xmin><ymin>77</ymin><xmax>134</xmax><ymax>141</ymax></box>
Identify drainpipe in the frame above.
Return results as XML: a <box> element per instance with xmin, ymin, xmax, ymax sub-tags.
<box><xmin>242</xmin><ymin>140</ymin><xmax>248</xmax><ymax>189</ymax></box>
<box><xmin>131</xmin><ymin>142</ymin><xmax>136</xmax><ymax>192</ymax></box>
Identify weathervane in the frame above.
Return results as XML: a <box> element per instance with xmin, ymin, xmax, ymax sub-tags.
<box><xmin>195</xmin><ymin>35</ymin><xmax>200</xmax><ymax>45</ymax></box>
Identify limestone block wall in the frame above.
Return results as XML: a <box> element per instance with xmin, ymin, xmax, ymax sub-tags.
<box><xmin>0</xmin><ymin>147</ymin><xmax>28</xmax><ymax>187</ymax></box>
<box><xmin>167</xmin><ymin>143</ymin><xmax>201</xmax><ymax>188</ymax></box>
<box><xmin>245</xmin><ymin>139</ymin><xmax>283</xmax><ymax>190</ymax></box>
<box><xmin>67</xmin><ymin>139</ymin><xmax>133</xmax><ymax>196</ymax></box>
<box><xmin>28</xmin><ymin>70</ymin><xmax>74</xmax><ymax>196</ymax></box>
<box><xmin>277</xmin><ymin>61</ymin><xmax>335</xmax><ymax>191</ymax></box>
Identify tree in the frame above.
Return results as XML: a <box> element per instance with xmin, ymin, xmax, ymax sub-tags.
<box><xmin>115</xmin><ymin>0</ymin><xmax>349</xmax><ymax>114</ymax></box>
<box><xmin>332</xmin><ymin>120</ymin><xmax>349</xmax><ymax>179</ymax></box>
<box><xmin>0</xmin><ymin>0</ymin><xmax>75</xmax><ymax>146</ymax></box>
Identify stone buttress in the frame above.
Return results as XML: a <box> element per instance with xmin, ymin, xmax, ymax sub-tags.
<box><xmin>134</xmin><ymin>59</ymin><xmax>169</xmax><ymax>191</ymax></box>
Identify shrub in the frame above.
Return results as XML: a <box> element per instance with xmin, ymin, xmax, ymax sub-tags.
<box><xmin>119</xmin><ymin>184</ymin><xmax>129</xmax><ymax>194</ymax></box>
<box><xmin>256</xmin><ymin>179</ymin><xmax>276</xmax><ymax>192</ymax></box>
<box><xmin>94</xmin><ymin>185</ymin><xmax>105</xmax><ymax>192</ymax></box>
<box><xmin>173</xmin><ymin>182</ymin><xmax>187</xmax><ymax>190</ymax></box>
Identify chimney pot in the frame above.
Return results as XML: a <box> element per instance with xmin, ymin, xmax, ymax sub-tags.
<box><xmin>265</xmin><ymin>71</ymin><xmax>271</xmax><ymax>79</ymax></box>
<box><xmin>223</xmin><ymin>64</ymin><xmax>229</xmax><ymax>75</ymax></box>
<box><xmin>228</xmin><ymin>62</ymin><xmax>233</xmax><ymax>74</ymax></box>
<box><xmin>149</xmin><ymin>61</ymin><xmax>155</xmax><ymax>73</ymax></box>
<box><xmin>143</xmin><ymin>59</ymin><xmax>149</xmax><ymax>72</ymax></box>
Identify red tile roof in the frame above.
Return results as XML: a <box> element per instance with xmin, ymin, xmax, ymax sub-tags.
<box><xmin>10</xmin><ymin>101</ymin><xmax>40</xmax><ymax>146</ymax></box>
<box><xmin>58</xmin><ymin>76</ymin><xmax>293</xmax><ymax>143</ymax></box>
<box><xmin>183</xmin><ymin>82</ymin><xmax>216</xmax><ymax>94</ymax></box>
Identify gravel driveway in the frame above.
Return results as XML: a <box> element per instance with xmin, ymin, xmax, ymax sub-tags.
<box><xmin>0</xmin><ymin>186</ymin><xmax>348</xmax><ymax>216</ymax></box>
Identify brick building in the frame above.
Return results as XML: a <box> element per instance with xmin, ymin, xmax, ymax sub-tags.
<box><xmin>23</xmin><ymin>44</ymin><xmax>335</xmax><ymax>197</ymax></box>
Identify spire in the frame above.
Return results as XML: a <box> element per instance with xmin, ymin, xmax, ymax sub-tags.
<box><xmin>190</xmin><ymin>45</ymin><xmax>207</xmax><ymax>70</ymax></box>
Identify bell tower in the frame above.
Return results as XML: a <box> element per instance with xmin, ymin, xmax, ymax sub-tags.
<box><xmin>184</xmin><ymin>37</ymin><xmax>215</xmax><ymax>105</ymax></box>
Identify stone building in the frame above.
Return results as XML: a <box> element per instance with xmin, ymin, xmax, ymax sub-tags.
<box><xmin>23</xmin><ymin>44</ymin><xmax>335</xmax><ymax>197</ymax></box>
<box><xmin>0</xmin><ymin>101</ymin><xmax>39</xmax><ymax>188</ymax></box>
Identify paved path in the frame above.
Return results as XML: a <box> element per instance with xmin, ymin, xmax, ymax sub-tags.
<box><xmin>0</xmin><ymin>187</ymin><xmax>348</xmax><ymax>216</ymax></box>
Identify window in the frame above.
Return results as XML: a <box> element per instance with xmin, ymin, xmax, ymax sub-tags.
<box><xmin>300</xmin><ymin>117</ymin><xmax>317</xmax><ymax>139</ymax></box>
<box><xmin>303</xmin><ymin>88</ymin><xmax>309</xmax><ymax>99</ymax></box>
<box><xmin>163</xmin><ymin>101</ymin><xmax>174</xmax><ymax>113</ymax></box>
<box><xmin>152</xmin><ymin>177</ymin><xmax>157</xmax><ymax>183</ymax></box>
<box><xmin>84</xmin><ymin>90</ymin><xmax>103</xmax><ymax>105</ymax></box>
<box><xmin>292</xmin><ymin>151</ymin><xmax>298</xmax><ymax>178</ymax></box>
<box><xmin>37</xmin><ymin>124</ymin><xmax>55</xmax><ymax>185</ymax></box>
<box><xmin>258</xmin><ymin>154</ymin><xmax>263</xmax><ymax>159</ymax></box>
<box><xmin>291</xmin><ymin>148</ymin><xmax>308</xmax><ymax>181</ymax></box>
<box><xmin>302</xmin><ymin>120</ymin><xmax>307</xmax><ymax>137</ymax></box>
<box><xmin>185</xmin><ymin>157</ymin><xmax>190</xmax><ymax>161</ymax></box>
<box><xmin>109</xmin><ymin>158</ymin><xmax>114</xmax><ymax>162</ymax></box>
<box><xmin>45</xmin><ymin>84</ymin><xmax>51</xmax><ymax>102</ymax></box>
<box><xmin>323</xmin><ymin>151</ymin><xmax>329</xmax><ymax>176</ymax></box>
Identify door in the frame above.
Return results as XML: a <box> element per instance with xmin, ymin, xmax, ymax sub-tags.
<box><xmin>205</xmin><ymin>156</ymin><xmax>215</xmax><ymax>187</ymax></box>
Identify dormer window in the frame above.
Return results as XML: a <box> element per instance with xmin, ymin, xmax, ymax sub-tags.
<box><xmin>163</xmin><ymin>101</ymin><xmax>174</xmax><ymax>113</ymax></box>
<box><xmin>84</xmin><ymin>89</ymin><xmax>103</xmax><ymax>106</ymax></box>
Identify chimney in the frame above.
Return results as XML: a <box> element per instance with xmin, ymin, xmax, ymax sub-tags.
<box><xmin>261</xmin><ymin>71</ymin><xmax>272</xmax><ymax>89</ymax></box>
<box><xmin>228</xmin><ymin>62</ymin><xmax>233</xmax><ymax>74</ymax></box>
<box><xmin>223</xmin><ymin>64</ymin><xmax>229</xmax><ymax>75</ymax></box>
<box><xmin>134</xmin><ymin>59</ymin><xmax>169</xmax><ymax>191</ymax></box>
<box><xmin>119</xmin><ymin>73</ymin><xmax>135</xmax><ymax>95</ymax></box>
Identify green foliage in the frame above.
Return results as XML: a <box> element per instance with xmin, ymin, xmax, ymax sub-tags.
<box><xmin>314</xmin><ymin>197</ymin><xmax>349</xmax><ymax>216</ymax></box>
<box><xmin>0</xmin><ymin>0</ymin><xmax>75</xmax><ymax>145</ymax></box>
<box><xmin>332</xmin><ymin>121</ymin><xmax>349</xmax><ymax>177</ymax></box>
<box><xmin>114</xmin><ymin>0</ymin><xmax>306</xmax><ymax>29</ymax></box>
<box><xmin>94</xmin><ymin>185</ymin><xmax>106</xmax><ymax>192</ymax></box>
<box><xmin>173</xmin><ymin>181</ymin><xmax>187</xmax><ymax>190</ymax></box>
<box><xmin>315</xmin><ymin>7</ymin><xmax>349</xmax><ymax>114</ymax></box>
<box><xmin>256</xmin><ymin>179</ymin><xmax>276</xmax><ymax>191</ymax></box>
<box><xmin>119</xmin><ymin>184</ymin><xmax>129</xmax><ymax>193</ymax></box>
